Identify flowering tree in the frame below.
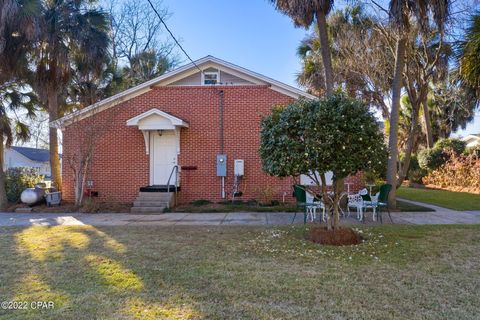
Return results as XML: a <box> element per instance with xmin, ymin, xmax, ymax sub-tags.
<box><xmin>260</xmin><ymin>95</ymin><xmax>387</xmax><ymax>229</ymax></box>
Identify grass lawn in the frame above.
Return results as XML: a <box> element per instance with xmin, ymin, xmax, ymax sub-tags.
<box><xmin>1</xmin><ymin>225</ymin><xmax>479</xmax><ymax>319</ymax></box>
<box><xmin>398</xmin><ymin>187</ymin><xmax>480</xmax><ymax>211</ymax></box>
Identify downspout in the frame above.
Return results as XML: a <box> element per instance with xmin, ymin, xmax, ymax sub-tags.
<box><xmin>218</xmin><ymin>89</ymin><xmax>225</xmax><ymax>198</ymax></box>
<box><xmin>219</xmin><ymin>90</ymin><xmax>224</xmax><ymax>154</ymax></box>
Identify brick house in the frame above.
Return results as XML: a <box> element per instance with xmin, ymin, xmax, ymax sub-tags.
<box><xmin>53</xmin><ymin>56</ymin><xmax>362</xmax><ymax>211</ymax></box>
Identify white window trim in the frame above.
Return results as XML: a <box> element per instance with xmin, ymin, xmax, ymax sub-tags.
<box><xmin>201</xmin><ymin>71</ymin><xmax>220</xmax><ymax>85</ymax></box>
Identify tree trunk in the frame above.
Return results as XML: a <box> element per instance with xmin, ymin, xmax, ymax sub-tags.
<box><xmin>316</xmin><ymin>10</ymin><xmax>334</xmax><ymax>96</ymax></box>
<box><xmin>332</xmin><ymin>178</ymin><xmax>344</xmax><ymax>230</ymax></box>
<box><xmin>0</xmin><ymin>134</ymin><xmax>8</xmax><ymax>210</ymax></box>
<box><xmin>320</xmin><ymin>173</ymin><xmax>331</xmax><ymax>230</ymax></box>
<box><xmin>386</xmin><ymin>36</ymin><xmax>407</xmax><ymax>209</ymax></box>
<box><xmin>48</xmin><ymin>88</ymin><xmax>62</xmax><ymax>191</ymax></box>
<box><xmin>422</xmin><ymin>94</ymin><xmax>434</xmax><ymax>148</ymax></box>
<box><xmin>397</xmin><ymin>103</ymin><xmax>420</xmax><ymax>185</ymax></box>
<box><xmin>74</xmin><ymin>157</ymin><xmax>90</xmax><ymax>206</ymax></box>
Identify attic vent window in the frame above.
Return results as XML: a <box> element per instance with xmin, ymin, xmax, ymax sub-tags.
<box><xmin>202</xmin><ymin>71</ymin><xmax>219</xmax><ymax>85</ymax></box>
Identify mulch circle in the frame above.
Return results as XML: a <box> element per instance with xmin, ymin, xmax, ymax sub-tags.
<box><xmin>307</xmin><ymin>226</ymin><xmax>363</xmax><ymax>246</ymax></box>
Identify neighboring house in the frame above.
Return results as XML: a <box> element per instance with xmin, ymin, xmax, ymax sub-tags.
<box><xmin>4</xmin><ymin>146</ymin><xmax>51</xmax><ymax>177</ymax></box>
<box><xmin>461</xmin><ymin>134</ymin><xmax>480</xmax><ymax>148</ymax></box>
<box><xmin>52</xmin><ymin>56</ymin><xmax>363</xmax><ymax>207</ymax></box>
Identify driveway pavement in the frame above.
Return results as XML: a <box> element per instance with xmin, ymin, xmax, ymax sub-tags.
<box><xmin>0</xmin><ymin>199</ymin><xmax>479</xmax><ymax>227</ymax></box>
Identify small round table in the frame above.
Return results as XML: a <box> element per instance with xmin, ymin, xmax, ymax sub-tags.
<box><xmin>344</xmin><ymin>182</ymin><xmax>353</xmax><ymax>195</ymax></box>
<box><xmin>366</xmin><ymin>183</ymin><xmax>376</xmax><ymax>195</ymax></box>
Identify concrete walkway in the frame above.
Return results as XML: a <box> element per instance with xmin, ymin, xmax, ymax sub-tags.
<box><xmin>0</xmin><ymin>212</ymin><xmax>296</xmax><ymax>227</ymax></box>
<box><xmin>391</xmin><ymin>198</ymin><xmax>480</xmax><ymax>225</ymax></box>
<box><xmin>0</xmin><ymin>200</ymin><xmax>479</xmax><ymax>227</ymax></box>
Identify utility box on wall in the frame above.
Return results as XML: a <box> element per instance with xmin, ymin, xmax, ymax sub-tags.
<box><xmin>234</xmin><ymin>159</ymin><xmax>244</xmax><ymax>176</ymax></box>
<box><xmin>216</xmin><ymin>154</ymin><xmax>227</xmax><ymax>177</ymax></box>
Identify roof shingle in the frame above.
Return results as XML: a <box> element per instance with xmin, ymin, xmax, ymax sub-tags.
<box><xmin>12</xmin><ymin>146</ymin><xmax>50</xmax><ymax>162</ymax></box>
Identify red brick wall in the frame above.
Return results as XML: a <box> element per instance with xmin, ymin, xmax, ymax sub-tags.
<box><xmin>62</xmin><ymin>85</ymin><xmax>364</xmax><ymax>204</ymax></box>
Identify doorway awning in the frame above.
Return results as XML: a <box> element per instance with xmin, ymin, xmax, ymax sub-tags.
<box><xmin>126</xmin><ymin>108</ymin><xmax>189</xmax><ymax>130</ymax></box>
<box><xmin>126</xmin><ymin>108</ymin><xmax>188</xmax><ymax>154</ymax></box>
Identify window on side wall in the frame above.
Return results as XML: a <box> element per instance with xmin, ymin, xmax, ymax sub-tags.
<box><xmin>202</xmin><ymin>71</ymin><xmax>219</xmax><ymax>85</ymax></box>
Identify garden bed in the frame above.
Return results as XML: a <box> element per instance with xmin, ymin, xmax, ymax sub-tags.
<box><xmin>7</xmin><ymin>200</ymin><xmax>132</xmax><ymax>214</ymax></box>
<box><xmin>169</xmin><ymin>200</ymin><xmax>297</xmax><ymax>213</ymax></box>
<box><xmin>308</xmin><ymin>226</ymin><xmax>363</xmax><ymax>245</ymax></box>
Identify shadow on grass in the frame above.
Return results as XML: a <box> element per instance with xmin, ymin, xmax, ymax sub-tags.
<box><xmin>0</xmin><ymin>224</ymin><xmax>479</xmax><ymax>319</ymax></box>
<box><xmin>0</xmin><ymin>226</ymin><xmax>201</xmax><ymax>320</ymax></box>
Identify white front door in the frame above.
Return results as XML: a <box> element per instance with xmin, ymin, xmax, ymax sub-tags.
<box><xmin>150</xmin><ymin>131</ymin><xmax>177</xmax><ymax>185</ymax></box>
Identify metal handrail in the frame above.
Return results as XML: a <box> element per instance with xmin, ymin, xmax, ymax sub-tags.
<box><xmin>166</xmin><ymin>165</ymin><xmax>179</xmax><ymax>207</ymax></box>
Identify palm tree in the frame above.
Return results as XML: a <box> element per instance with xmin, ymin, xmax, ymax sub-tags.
<box><xmin>126</xmin><ymin>49</ymin><xmax>173</xmax><ymax>85</ymax></box>
<box><xmin>458</xmin><ymin>14</ymin><xmax>480</xmax><ymax>93</ymax></box>
<box><xmin>0</xmin><ymin>0</ymin><xmax>40</xmax><ymax>83</ymax></box>
<box><xmin>0</xmin><ymin>84</ymin><xmax>37</xmax><ymax>209</ymax></box>
<box><xmin>30</xmin><ymin>0</ymin><xmax>110</xmax><ymax>191</ymax></box>
<box><xmin>0</xmin><ymin>84</ymin><xmax>38</xmax><ymax>172</ymax></box>
<box><xmin>270</xmin><ymin>0</ymin><xmax>335</xmax><ymax>95</ymax></box>
<box><xmin>386</xmin><ymin>0</ymin><xmax>450</xmax><ymax>208</ymax></box>
<box><xmin>0</xmin><ymin>0</ymin><xmax>40</xmax><ymax>209</ymax></box>
<box><xmin>297</xmin><ymin>6</ymin><xmax>394</xmax><ymax>117</ymax></box>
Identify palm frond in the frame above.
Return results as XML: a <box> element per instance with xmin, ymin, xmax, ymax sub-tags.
<box><xmin>458</xmin><ymin>13</ymin><xmax>480</xmax><ymax>90</ymax></box>
<box><xmin>270</xmin><ymin>0</ymin><xmax>334</xmax><ymax>28</ymax></box>
<box><xmin>14</xmin><ymin>121</ymin><xmax>31</xmax><ymax>143</ymax></box>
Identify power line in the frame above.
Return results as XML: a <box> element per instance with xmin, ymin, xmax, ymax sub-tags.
<box><xmin>146</xmin><ymin>0</ymin><xmax>203</xmax><ymax>73</ymax></box>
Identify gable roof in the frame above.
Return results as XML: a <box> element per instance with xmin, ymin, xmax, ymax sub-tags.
<box><xmin>51</xmin><ymin>55</ymin><xmax>316</xmax><ymax>128</ymax></box>
<box><xmin>461</xmin><ymin>134</ymin><xmax>480</xmax><ymax>141</ymax></box>
<box><xmin>11</xmin><ymin>146</ymin><xmax>50</xmax><ymax>162</ymax></box>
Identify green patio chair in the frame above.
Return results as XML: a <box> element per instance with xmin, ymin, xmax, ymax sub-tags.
<box><xmin>292</xmin><ymin>185</ymin><xmax>321</xmax><ymax>224</ymax></box>
<box><xmin>375</xmin><ymin>184</ymin><xmax>393</xmax><ymax>223</ymax></box>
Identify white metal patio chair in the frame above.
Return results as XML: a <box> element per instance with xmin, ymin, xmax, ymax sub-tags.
<box><xmin>306</xmin><ymin>191</ymin><xmax>326</xmax><ymax>223</ymax></box>
<box><xmin>347</xmin><ymin>192</ymin><xmax>377</xmax><ymax>222</ymax></box>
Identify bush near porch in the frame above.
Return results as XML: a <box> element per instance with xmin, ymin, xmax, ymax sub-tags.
<box><xmin>5</xmin><ymin>167</ymin><xmax>44</xmax><ymax>202</ymax></box>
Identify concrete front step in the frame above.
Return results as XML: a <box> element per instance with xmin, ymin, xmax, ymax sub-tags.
<box><xmin>136</xmin><ymin>193</ymin><xmax>174</xmax><ymax>200</ymax></box>
<box><xmin>130</xmin><ymin>191</ymin><xmax>175</xmax><ymax>214</ymax></box>
<box><xmin>130</xmin><ymin>206</ymin><xmax>167</xmax><ymax>214</ymax></box>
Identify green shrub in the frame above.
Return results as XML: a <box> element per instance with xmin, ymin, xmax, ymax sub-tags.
<box><xmin>363</xmin><ymin>171</ymin><xmax>378</xmax><ymax>184</ymax></box>
<box><xmin>408</xmin><ymin>154</ymin><xmax>421</xmax><ymax>171</ymax></box>
<box><xmin>433</xmin><ymin>138</ymin><xmax>466</xmax><ymax>154</ymax></box>
<box><xmin>361</xmin><ymin>171</ymin><xmax>385</xmax><ymax>192</ymax></box>
<box><xmin>466</xmin><ymin>145</ymin><xmax>480</xmax><ymax>157</ymax></box>
<box><xmin>418</xmin><ymin>138</ymin><xmax>466</xmax><ymax>171</ymax></box>
<box><xmin>254</xmin><ymin>185</ymin><xmax>279</xmax><ymax>206</ymax></box>
<box><xmin>190</xmin><ymin>199</ymin><xmax>212</xmax><ymax>206</ymax></box>
<box><xmin>406</xmin><ymin>155</ymin><xmax>427</xmax><ymax>183</ymax></box>
<box><xmin>81</xmin><ymin>197</ymin><xmax>102</xmax><ymax>213</ymax></box>
<box><xmin>418</xmin><ymin>148</ymin><xmax>445</xmax><ymax>171</ymax></box>
<box><xmin>408</xmin><ymin>168</ymin><xmax>428</xmax><ymax>183</ymax></box>
<box><xmin>5</xmin><ymin>167</ymin><xmax>44</xmax><ymax>202</ymax></box>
